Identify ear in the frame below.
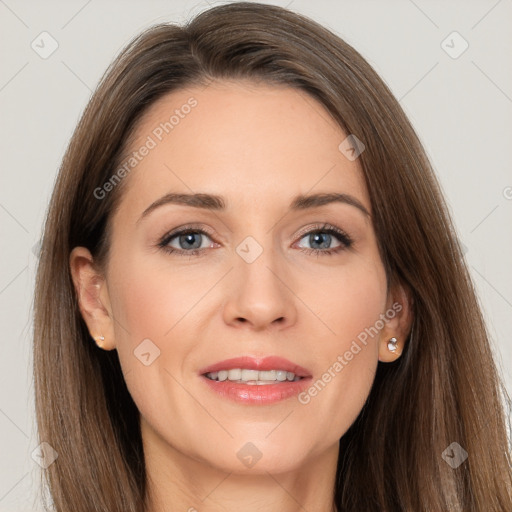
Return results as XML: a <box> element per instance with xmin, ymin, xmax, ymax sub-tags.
<box><xmin>378</xmin><ymin>279</ymin><xmax>414</xmax><ymax>362</ymax></box>
<box><xmin>69</xmin><ymin>246</ymin><xmax>116</xmax><ymax>351</ymax></box>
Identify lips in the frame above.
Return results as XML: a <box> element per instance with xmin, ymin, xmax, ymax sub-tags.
<box><xmin>198</xmin><ymin>355</ymin><xmax>312</xmax><ymax>378</ymax></box>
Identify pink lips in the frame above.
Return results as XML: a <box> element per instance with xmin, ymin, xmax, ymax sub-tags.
<box><xmin>198</xmin><ymin>355</ymin><xmax>313</xmax><ymax>405</ymax></box>
<box><xmin>198</xmin><ymin>355</ymin><xmax>312</xmax><ymax>378</ymax></box>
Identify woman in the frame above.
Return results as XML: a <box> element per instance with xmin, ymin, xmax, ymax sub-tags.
<box><xmin>33</xmin><ymin>2</ymin><xmax>512</xmax><ymax>511</ymax></box>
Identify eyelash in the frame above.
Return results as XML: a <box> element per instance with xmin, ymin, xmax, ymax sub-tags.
<box><xmin>157</xmin><ymin>222</ymin><xmax>353</xmax><ymax>258</ymax></box>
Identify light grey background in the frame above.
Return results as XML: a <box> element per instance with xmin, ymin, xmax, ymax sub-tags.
<box><xmin>0</xmin><ymin>0</ymin><xmax>511</xmax><ymax>510</ymax></box>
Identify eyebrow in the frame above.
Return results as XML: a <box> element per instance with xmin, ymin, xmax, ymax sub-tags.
<box><xmin>136</xmin><ymin>191</ymin><xmax>370</xmax><ymax>225</ymax></box>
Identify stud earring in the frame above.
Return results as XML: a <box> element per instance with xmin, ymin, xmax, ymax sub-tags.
<box><xmin>95</xmin><ymin>335</ymin><xmax>105</xmax><ymax>348</ymax></box>
<box><xmin>387</xmin><ymin>337</ymin><xmax>398</xmax><ymax>352</ymax></box>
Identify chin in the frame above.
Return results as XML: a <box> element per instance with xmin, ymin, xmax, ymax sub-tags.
<box><xmin>197</xmin><ymin>436</ymin><xmax>312</xmax><ymax>475</ymax></box>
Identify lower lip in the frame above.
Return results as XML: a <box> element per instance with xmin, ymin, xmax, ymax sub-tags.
<box><xmin>200</xmin><ymin>375</ymin><xmax>312</xmax><ymax>404</ymax></box>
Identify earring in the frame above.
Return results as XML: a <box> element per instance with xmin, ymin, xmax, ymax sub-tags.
<box><xmin>387</xmin><ymin>337</ymin><xmax>398</xmax><ymax>352</ymax></box>
<box><xmin>95</xmin><ymin>335</ymin><xmax>105</xmax><ymax>348</ymax></box>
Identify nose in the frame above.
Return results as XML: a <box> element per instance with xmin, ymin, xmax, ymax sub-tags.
<box><xmin>222</xmin><ymin>242</ymin><xmax>298</xmax><ymax>331</ymax></box>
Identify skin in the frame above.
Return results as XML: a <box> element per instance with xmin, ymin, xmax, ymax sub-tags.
<box><xmin>70</xmin><ymin>80</ymin><xmax>413</xmax><ymax>512</ymax></box>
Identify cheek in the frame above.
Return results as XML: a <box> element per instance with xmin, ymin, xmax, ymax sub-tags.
<box><xmin>109</xmin><ymin>250</ymin><xmax>202</xmax><ymax>344</ymax></box>
<box><xmin>106</xmin><ymin>256</ymin><xmax>200</xmax><ymax>431</ymax></box>
<box><xmin>297</xmin><ymin>254</ymin><xmax>386</xmax><ymax>434</ymax></box>
<box><xmin>311</xmin><ymin>253</ymin><xmax>387</xmax><ymax>347</ymax></box>
<box><xmin>104</xmin><ymin>251</ymin><xmax>199</xmax><ymax>401</ymax></box>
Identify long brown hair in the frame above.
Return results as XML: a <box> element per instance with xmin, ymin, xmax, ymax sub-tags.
<box><xmin>33</xmin><ymin>2</ymin><xmax>512</xmax><ymax>510</ymax></box>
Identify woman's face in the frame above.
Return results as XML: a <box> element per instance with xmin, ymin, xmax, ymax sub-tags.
<box><xmin>72</xmin><ymin>80</ymin><xmax>409</xmax><ymax>476</ymax></box>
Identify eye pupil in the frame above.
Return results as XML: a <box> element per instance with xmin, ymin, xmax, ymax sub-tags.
<box><xmin>180</xmin><ymin>233</ymin><xmax>202</xmax><ymax>249</ymax></box>
<box><xmin>310</xmin><ymin>232</ymin><xmax>331</xmax><ymax>249</ymax></box>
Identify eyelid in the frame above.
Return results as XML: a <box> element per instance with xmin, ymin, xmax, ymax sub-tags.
<box><xmin>160</xmin><ymin>222</ymin><xmax>349</xmax><ymax>243</ymax></box>
<box><xmin>295</xmin><ymin>222</ymin><xmax>343</xmax><ymax>238</ymax></box>
<box><xmin>164</xmin><ymin>222</ymin><xmax>216</xmax><ymax>236</ymax></box>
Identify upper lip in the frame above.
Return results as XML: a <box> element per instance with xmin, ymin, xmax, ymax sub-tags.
<box><xmin>199</xmin><ymin>356</ymin><xmax>312</xmax><ymax>378</ymax></box>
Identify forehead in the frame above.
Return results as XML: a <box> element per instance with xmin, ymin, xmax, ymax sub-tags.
<box><xmin>114</xmin><ymin>80</ymin><xmax>370</xmax><ymax>220</ymax></box>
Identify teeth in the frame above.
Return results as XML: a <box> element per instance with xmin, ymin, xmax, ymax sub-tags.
<box><xmin>241</xmin><ymin>369</ymin><xmax>260</xmax><ymax>381</ymax></box>
<box><xmin>276</xmin><ymin>370</ymin><xmax>287</xmax><ymax>381</ymax></box>
<box><xmin>228</xmin><ymin>369</ymin><xmax>242</xmax><ymax>380</ymax></box>
<box><xmin>259</xmin><ymin>370</ymin><xmax>276</xmax><ymax>380</ymax></box>
<box><xmin>205</xmin><ymin>368</ymin><xmax>302</xmax><ymax>382</ymax></box>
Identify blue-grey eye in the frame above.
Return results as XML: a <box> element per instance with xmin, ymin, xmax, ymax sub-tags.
<box><xmin>167</xmin><ymin>231</ymin><xmax>211</xmax><ymax>251</ymax></box>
